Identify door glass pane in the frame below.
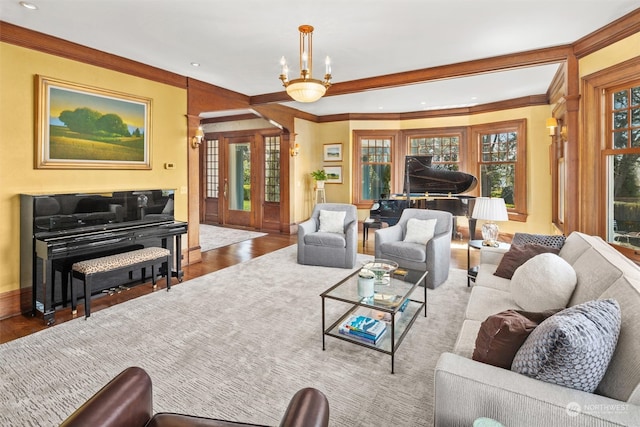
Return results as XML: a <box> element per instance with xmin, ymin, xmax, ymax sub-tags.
<box><xmin>608</xmin><ymin>154</ymin><xmax>640</xmax><ymax>249</ymax></box>
<box><xmin>206</xmin><ymin>139</ymin><xmax>219</xmax><ymax>198</ymax></box>
<box><xmin>229</xmin><ymin>142</ymin><xmax>250</xmax><ymax>211</ymax></box>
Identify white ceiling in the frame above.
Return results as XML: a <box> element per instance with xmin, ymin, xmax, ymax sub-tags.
<box><xmin>1</xmin><ymin>0</ymin><xmax>637</xmax><ymax>116</ymax></box>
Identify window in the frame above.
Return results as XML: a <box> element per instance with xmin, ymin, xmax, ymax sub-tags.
<box><xmin>407</xmin><ymin>133</ymin><xmax>461</xmax><ymax>171</ymax></box>
<box><xmin>264</xmin><ymin>135</ymin><xmax>280</xmax><ymax>202</ymax></box>
<box><xmin>605</xmin><ymin>83</ymin><xmax>640</xmax><ymax>250</ymax></box>
<box><xmin>472</xmin><ymin>120</ymin><xmax>526</xmax><ymax>217</ymax></box>
<box><xmin>206</xmin><ymin>138</ymin><xmax>219</xmax><ymax>198</ymax></box>
<box><xmin>352</xmin><ymin>131</ymin><xmax>397</xmax><ymax>206</ymax></box>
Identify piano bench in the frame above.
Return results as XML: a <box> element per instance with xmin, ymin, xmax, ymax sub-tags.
<box><xmin>71</xmin><ymin>247</ymin><xmax>171</xmax><ymax>319</ymax></box>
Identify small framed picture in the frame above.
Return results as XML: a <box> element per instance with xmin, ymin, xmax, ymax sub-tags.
<box><xmin>323</xmin><ymin>143</ymin><xmax>342</xmax><ymax>162</ymax></box>
<box><xmin>324</xmin><ymin>166</ymin><xmax>343</xmax><ymax>184</ymax></box>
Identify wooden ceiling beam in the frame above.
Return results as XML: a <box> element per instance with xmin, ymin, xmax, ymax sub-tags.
<box><xmin>250</xmin><ymin>45</ymin><xmax>572</xmax><ymax>105</ymax></box>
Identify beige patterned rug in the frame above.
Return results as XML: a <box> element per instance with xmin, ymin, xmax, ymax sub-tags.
<box><xmin>199</xmin><ymin>224</ymin><xmax>267</xmax><ymax>252</ymax></box>
<box><xmin>0</xmin><ymin>245</ymin><xmax>471</xmax><ymax>426</ymax></box>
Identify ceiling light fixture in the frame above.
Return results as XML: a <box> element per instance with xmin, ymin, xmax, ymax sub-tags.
<box><xmin>190</xmin><ymin>62</ymin><xmax>200</xmax><ymax>67</ymax></box>
<box><xmin>279</xmin><ymin>25</ymin><xmax>332</xmax><ymax>103</ymax></box>
<box><xmin>19</xmin><ymin>1</ymin><xmax>38</xmax><ymax>10</ymax></box>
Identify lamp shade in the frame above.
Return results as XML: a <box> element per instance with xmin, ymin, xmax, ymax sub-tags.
<box><xmin>472</xmin><ymin>197</ymin><xmax>509</xmax><ymax>221</ymax></box>
<box><xmin>285</xmin><ymin>80</ymin><xmax>327</xmax><ymax>103</ymax></box>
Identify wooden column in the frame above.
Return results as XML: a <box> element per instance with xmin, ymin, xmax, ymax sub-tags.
<box><xmin>186</xmin><ymin>114</ymin><xmax>202</xmax><ymax>265</ymax></box>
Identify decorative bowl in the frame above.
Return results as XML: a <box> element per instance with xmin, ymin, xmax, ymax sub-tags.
<box><xmin>361</xmin><ymin>259</ymin><xmax>399</xmax><ymax>285</ymax></box>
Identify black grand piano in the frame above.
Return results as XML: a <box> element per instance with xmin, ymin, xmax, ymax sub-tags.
<box><xmin>20</xmin><ymin>189</ymin><xmax>188</xmax><ymax>325</ymax></box>
<box><xmin>369</xmin><ymin>155</ymin><xmax>478</xmax><ymax>238</ymax></box>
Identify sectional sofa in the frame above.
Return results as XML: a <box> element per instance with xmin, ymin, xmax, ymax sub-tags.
<box><xmin>434</xmin><ymin>232</ymin><xmax>640</xmax><ymax>426</ymax></box>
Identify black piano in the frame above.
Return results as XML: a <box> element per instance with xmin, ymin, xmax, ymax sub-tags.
<box><xmin>369</xmin><ymin>155</ymin><xmax>478</xmax><ymax>237</ymax></box>
<box><xmin>20</xmin><ymin>189</ymin><xmax>188</xmax><ymax>325</ymax></box>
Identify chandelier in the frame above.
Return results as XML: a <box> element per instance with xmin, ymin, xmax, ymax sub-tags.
<box><xmin>279</xmin><ymin>25</ymin><xmax>332</xmax><ymax>103</ymax></box>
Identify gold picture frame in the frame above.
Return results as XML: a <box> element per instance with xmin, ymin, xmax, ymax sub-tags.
<box><xmin>323</xmin><ymin>143</ymin><xmax>342</xmax><ymax>162</ymax></box>
<box><xmin>323</xmin><ymin>166</ymin><xmax>343</xmax><ymax>183</ymax></box>
<box><xmin>36</xmin><ymin>75</ymin><xmax>152</xmax><ymax>169</ymax></box>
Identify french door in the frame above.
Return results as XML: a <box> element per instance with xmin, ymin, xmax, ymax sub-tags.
<box><xmin>223</xmin><ymin>136</ymin><xmax>255</xmax><ymax>227</ymax></box>
<box><xmin>201</xmin><ymin>130</ymin><xmax>283</xmax><ymax>231</ymax></box>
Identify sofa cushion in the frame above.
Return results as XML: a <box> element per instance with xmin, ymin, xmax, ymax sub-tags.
<box><xmin>472</xmin><ymin>309</ymin><xmax>560</xmax><ymax>370</ymax></box>
<box><xmin>454</xmin><ymin>319</ymin><xmax>482</xmax><ymax>358</ymax></box>
<box><xmin>596</xmin><ymin>276</ymin><xmax>640</xmax><ymax>404</ymax></box>
<box><xmin>511</xmin><ymin>299</ymin><xmax>621</xmax><ymax>393</ymax></box>
<box><xmin>403</xmin><ymin>218</ymin><xmax>436</xmax><ymax>245</ymax></box>
<box><xmin>474</xmin><ymin>264</ymin><xmax>511</xmax><ymax>292</ymax></box>
<box><xmin>494</xmin><ymin>244</ymin><xmax>560</xmax><ymax>279</ymax></box>
<box><xmin>512</xmin><ymin>232</ymin><xmax>566</xmax><ymax>249</ymax></box>
<box><xmin>465</xmin><ymin>286</ymin><xmax>521</xmax><ymax>322</ymax></box>
<box><xmin>318</xmin><ymin>209</ymin><xmax>346</xmax><ymax>234</ymax></box>
<box><xmin>378</xmin><ymin>241</ymin><xmax>426</xmax><ymax>262</ymax></box>
<box><xmin>511</xmin><ymin>253</ymin><xmax>576</xmax><ymax>312</ymax></box>
<box><xmin>304</xmin><ymin>232</ymin><xmax>346</xmax><ymax>248</ymax></box>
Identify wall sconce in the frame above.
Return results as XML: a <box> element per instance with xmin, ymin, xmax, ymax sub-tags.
<box><xmin>290</xmin><ymin>143</ymin><xmax>300</xmax><ymax>157</ymax></box>
<box><xmin>191</xmin><ymin>127</ymin><xmax>204</xmax><ymax>148</ymax></box>
<box><xmin>546</xmin><ymin>117</ymin><xmax>558</xmax><ymax>136</ymax></box>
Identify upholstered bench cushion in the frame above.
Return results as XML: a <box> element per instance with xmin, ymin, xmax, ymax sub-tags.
<box><xmin>72</xmin><ymin>247</ymin><xmax>170</xmax><ymax>275</ymax></box>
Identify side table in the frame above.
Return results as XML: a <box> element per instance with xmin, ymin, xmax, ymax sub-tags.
<box><xmin>362</xmin><ymin>218</ymin><xmax>383</xmax><ymax>248</ymax></box>
<box><xmin>467</xmin><ymin>240</ymin><xmax>511</xmax><ymax>287</ymax></box>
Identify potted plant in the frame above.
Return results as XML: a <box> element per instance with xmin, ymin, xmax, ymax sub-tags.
<box><xmin>310</xmin><ymin>169</ymin><xmax>327</xmax><ymax>189</ymax></box>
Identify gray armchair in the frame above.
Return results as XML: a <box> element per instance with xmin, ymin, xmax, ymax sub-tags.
<box><xmin>297</xmin><ymin>203</ymin><xmax>358</xmax><ymax>269</ymax></box>
<box><xmin>374</xmin><ymin>209</ymin><xmax>453</xmax><ymax>289</ymax></box>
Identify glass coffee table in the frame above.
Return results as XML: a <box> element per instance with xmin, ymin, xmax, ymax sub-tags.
<box><xmin>320</xmin><ymin>266</ymin><xmax>427</xmax><ymax>373</ymax></box>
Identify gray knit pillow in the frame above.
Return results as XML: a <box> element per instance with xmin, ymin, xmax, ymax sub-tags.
<box><xmin>512</xmin><ymin>232</ymin><xmax>566</xmax><ymax>249</ymax></box>
<box><xmin>511</xmin><ymin>299</ymin><xmax>621</xmax><ymax>393</ymax></box>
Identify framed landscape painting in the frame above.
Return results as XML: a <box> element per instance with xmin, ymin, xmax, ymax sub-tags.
<box><xmin>324</xmin><ymin>166</ymin><xmax>343</xmax><ymax>184</ymax></box>
<box><xmin>36</xmin><ymin>75</ymin><xmax>152</xmax><ymax>169</ymax></box>
<box><xmin>323</xmin><ymin>143</ymin><xmax>342</xmax><ymax>162</ymax></box>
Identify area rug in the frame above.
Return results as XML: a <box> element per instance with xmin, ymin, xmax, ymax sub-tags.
<box><xmin>0</xmin><ymin>246</ymin><xmax>471</xmax><ymax>426</ymax></box>
<box><xmin>199</xmin><ymin>224</ymin><xmax>267</xmax><ymax>252</ymax></box>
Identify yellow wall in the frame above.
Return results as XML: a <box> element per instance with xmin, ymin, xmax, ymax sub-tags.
<box><xmin>0</xmin><ymin>43</ymin><xmax>188</xmax><ymax>295</ymax></box>
<box><xmin>579</xmin><ymin>32</ymin><xmax>640</xmax><ymax>78</ymax></box>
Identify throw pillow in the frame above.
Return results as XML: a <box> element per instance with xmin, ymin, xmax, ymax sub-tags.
<box><xmin>510</xmin><ymin>253</ymin><xmax>577</xmax><ymax>312</ymax></box>
<box><xmin>512</xmin><ymin>232</ymin><xmax>566</xmax><ymax>249</ymax></box>
<box><xmin>403</xmin><ymin>218</ymin><xmax>437</xmax><ymax>245</ymax></box>
<box><xmin>512</xmin><ymin>299</ymin><xmax>621</xmax><ymax>393</ymax></box>
<box><xmin>473</xmin><ymin>309</ymin><xmax>560</xmax><ymax>369</ymax></box>
<box><xmin>318</xmin><ymin>210</ymin><xmax>346</xmax><ymax>234</ymax></box>
<box><xmin>494</xmin><ymin>244</ymin><xmax>560</xmax><ymax>279</ymax></box>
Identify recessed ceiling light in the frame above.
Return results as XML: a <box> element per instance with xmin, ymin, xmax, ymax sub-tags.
<box><xmin>19</xmin><ymin>1</ymin><xmax>38</xmax><ymax>10</ymax></box>
<box><xmin>471</xmin><ymin>96</ymin><xmax>478</xmax><ymax>100</ymax></box>
<box><xmin>191</xmin><ymin>62</ymin><xmax>200</xmax><ymax>67</ymax></box>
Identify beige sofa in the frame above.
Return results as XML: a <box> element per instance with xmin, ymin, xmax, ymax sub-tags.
<box><xmin>434</xmin><ymin>232</ymin><xmax>640</xmax><ymax>426</ymax></box>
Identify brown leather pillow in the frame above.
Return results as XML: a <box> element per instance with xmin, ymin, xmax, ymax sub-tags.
<box><xmin>493</xmin><ymin>244</ymin><xmax>560</xmax><ymax>279</ymax></box>
<box><xmin>473</xmin><ymin>309</ymin><xmax>559</xmax><ymax>369</ymax></box>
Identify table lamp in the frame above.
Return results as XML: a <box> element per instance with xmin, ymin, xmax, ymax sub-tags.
<box><xmin>471</xmin><ymin>197</ymin><xmax>509</xmax><ymax>247</ymax></box>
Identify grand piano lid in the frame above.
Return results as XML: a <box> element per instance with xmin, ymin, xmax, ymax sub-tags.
<box><xmin>403</xmin><ymin>155</ymin><xmax>477</xmax><ymax>194</ymax></box>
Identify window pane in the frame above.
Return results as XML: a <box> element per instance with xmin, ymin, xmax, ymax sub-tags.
<box><xmin>608</xmin><ymin>154</ymin><xmax>640</xmax><ymax>250</ymax></box>
<box><xmin>264</xmin><ymin>136</ymin><xmax>280</xmax><ymax>202</ymax></box>
<box><xmin>614</xmin><ymin>131</ymin><xmax>628</xmax><ymax>149</ymax></box>
<box><xmin>631</xmin><ymin>86</ymin><xmax>640</xmax><ymax>106</ymax></box>
<box><xmin>361</xmin><ymin>164</ymin><xmax>390</xmax><ymax>199</ymax></box>
<box><xmin>206</xmin><ymin>139</ymin><xmax>219</xmax><ymax>198</ymax></box>
<box><xmin>614</xmin><ymin>90</ymin><xmax>628</xmax><ymax>109</ymax></box>
<box><xmin>480</xmin><ymin>164</ymin><xmax>515</xmax><ymax>208</ymax></box>
<box><xmin>613</xmin><ymin>111</ymin><xmax>628</xmax><ymax>129</ymax></box>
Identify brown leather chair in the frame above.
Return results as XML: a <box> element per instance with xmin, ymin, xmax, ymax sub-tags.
<box><xmin>61</xmin><ymin>367</ymin><xmax>329</xmax><ymax>427</ymax></box>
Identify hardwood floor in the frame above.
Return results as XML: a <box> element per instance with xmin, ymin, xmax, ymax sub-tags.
<box><xmin>0</xmin><ymin>228</ymin><xmax>471</xmax><ymax>345</ymax></box>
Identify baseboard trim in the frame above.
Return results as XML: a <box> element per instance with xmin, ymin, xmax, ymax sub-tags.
<box><xmin>0</xmin><ymin>288</ymin><xmax>28</xmax><ymax>320</ymax></box>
